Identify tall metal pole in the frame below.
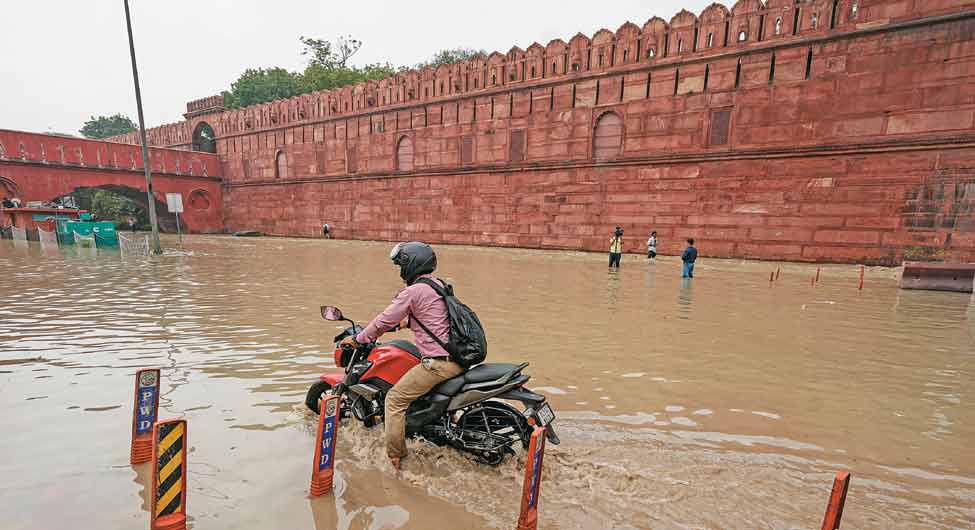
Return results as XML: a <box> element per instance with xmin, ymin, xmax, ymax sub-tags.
<box><xmin>123</xmin><ymin>0</ymin><xmax>162</xmax><ymax>255</ymax></box>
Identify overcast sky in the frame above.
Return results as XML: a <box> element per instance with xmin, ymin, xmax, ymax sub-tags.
<box><xmin>1</xmin><ymin>0</ymin><xmax>715</xmax><ymax>136</ymax></box>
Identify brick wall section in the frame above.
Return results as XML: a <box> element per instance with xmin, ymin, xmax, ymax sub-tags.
<box><xmin>119</xmin><ymin>0</ymin><xmax>975</xmax><ymax>263</ymax></box>
<box><xmin>222</xmin><ymin>146</ymin><xmax>975</xmax><ymax>264</ymax></box>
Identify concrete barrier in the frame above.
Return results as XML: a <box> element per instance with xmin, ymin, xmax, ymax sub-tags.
<box><xmin>900</xmin><ymin>262</ymin><xmax>975</xmax><ymax>293</ymax></box>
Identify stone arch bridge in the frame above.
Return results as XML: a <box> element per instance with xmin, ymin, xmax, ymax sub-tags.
<box><xmin>0</xmin><ymin>129</ymin><xmax>222</xmax><ymax>233</ymax></box>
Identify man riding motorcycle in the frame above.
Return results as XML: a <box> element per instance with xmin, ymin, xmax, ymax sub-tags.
<box><xmin>339</xmin><ymin>242</ymin><xmax>465</xmax><ymax>470</ymax></box>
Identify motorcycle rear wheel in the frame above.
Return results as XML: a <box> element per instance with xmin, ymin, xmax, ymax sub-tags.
<box><xmin>456</xmin><ymin>401</ymin><xmax>531</xmax><ymax>465</ymax></box>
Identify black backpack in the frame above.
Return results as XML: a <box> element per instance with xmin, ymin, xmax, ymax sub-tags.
<box><xmin>412</xmin><ymin>278</ymin><xmax>487</xmax><ymax>369</ymax></box>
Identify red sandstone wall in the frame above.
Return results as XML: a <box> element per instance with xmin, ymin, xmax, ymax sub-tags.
<box><xmin>124</xmin><ymin>0</ymin><xmax>975</xmax><ymax>263</ymax></box>
<box><xmin>0</xmin><ymin>129</ymin><xmax>223</xmax><ymax>233</ymax></box>
<box><xmin>223</xmin><ymin>146</ymin><xmax>975</xmax><ymax>265</ymax></box>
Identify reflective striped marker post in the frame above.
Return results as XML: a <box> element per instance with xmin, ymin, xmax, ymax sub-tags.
<box><xmin>517</xmin><ymin>427</ymin><xmax>547</xmax><ymax>530</ymax></box>
<box><xmin>151</xmin><ymin>420</ymin><xmax>187</xmax><ymax>530</ymax></box>
<box><xmin>310</xmin><ymin>395</ymin><xmax>341</xmax><ymax>497</ymax></box>
<box><xmin>131</xmin><ymin>368</ymin><xmax>161</xmax><ymax>465</ymax></box>
<box><xmin>821</xmin><ymin>471</ymin><xmax>851</xmax><ymax>530</ymax></box>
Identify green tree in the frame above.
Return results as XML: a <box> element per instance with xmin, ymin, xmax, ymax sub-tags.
<box><xmin>416</xmin><ymin>48</ymin><xmax>487</xmax><ymax>69</ymax></box>
<box><xmin>222</xmin><ymin>67</ymin><xmax>303</xmax><ymax>109</ymax></box>
<box><xmin>298</xmin><ymin>62</ymin><xmax>395</xmax><ymax>94</ymax></box>
<box><xmin>300</xmin><ymin>35</ymin><xmax>362</xmax><ymax>69</ymax></box>
<box><xmin>79</xmin><ymin>114</ymin><xmax>136</xmax><ymax>139</ymax></box>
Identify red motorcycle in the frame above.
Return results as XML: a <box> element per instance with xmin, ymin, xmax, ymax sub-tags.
<box><xmin>305</xmin><ymin>305</ymin><xmax>559</xmax><ymax>465</ymax></box>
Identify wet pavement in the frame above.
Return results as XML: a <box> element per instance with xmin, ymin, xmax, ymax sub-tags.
<box><xmin>1</xmin><ymin>236</ymin><xmax>972</xmax><ymax>529</ymax></box>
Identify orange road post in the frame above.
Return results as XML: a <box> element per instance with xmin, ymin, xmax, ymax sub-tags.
<box><xmin>150</xmin><ymin>419</ymin><xmax>187</xmax><ymax>530</ymax></box>
<box><xmin>310</xmin><ymin>395</ymin><xmax>341</xmax><ymax>497</ymax></box>
<box><xmin>770</xmin><ymin>271</ymin><xmax>775</xmax><ymax>283</ymax></box>
<box><xmin>816</xmin><ymin>267</ymin><xmax>821</xmax><ymax>283</ymax></box>
<box><xmin>131</xmin><ymin>368</ymin><xmax>161</xmax><ymax>465</ymax></box>
<box><xmin>517</xmin><ymin>427</ymin><xmax>548</xmax><ymax>530</ymax></box>
<box><xmin>821</xmin><ymin>471</ymin><xmax>851</xmax><ymax>530</ymax></box>
<box><xmin>858</xmin><ymin>265</ymin><xmax>865</xmax><ymax>290</ymax></box>
<box><xmin>775</xmin><ymin>267</ymin><xmax>781</xmax><ymax>281</ymax></box>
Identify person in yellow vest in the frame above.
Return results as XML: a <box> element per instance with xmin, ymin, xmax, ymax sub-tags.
<box><xmin>609</xmin><ymin>227</ymin><xmax>624</xmax><ymax>268</ymax></box>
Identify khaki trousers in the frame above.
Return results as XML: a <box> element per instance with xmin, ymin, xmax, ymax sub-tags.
<box><xmin>384</xmin><ymin>357</ymin><xmax>465</xmax><ymax>459</ymax></box>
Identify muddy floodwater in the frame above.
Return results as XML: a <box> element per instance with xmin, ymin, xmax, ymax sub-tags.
<box><xmin>1</xmin><ymin>236</ymin><xmax>973</xmax><ymax>530</ymax></box>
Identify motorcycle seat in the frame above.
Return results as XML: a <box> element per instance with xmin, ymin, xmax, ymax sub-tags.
<box><xmin>433</xmin><ymin>363</ymin><xmax>527</xmax><ymax>396</ymax></box>
<box><xmin>384</xmin><ymin>339</ymin><xmax>422</xmax><ymax>360</ymax></box>
<box><xmin>464</xmin><ymin>363</ymin><xmax>525</xmax><ymax>383</ymax></box>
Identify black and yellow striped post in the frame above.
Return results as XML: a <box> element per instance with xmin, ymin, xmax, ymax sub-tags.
<box><xmin>150</xmin><ymin>419</ymin><xmax>187</xmax><ymax>530</ymax></box>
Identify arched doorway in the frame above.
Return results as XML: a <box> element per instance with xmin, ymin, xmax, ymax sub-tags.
<box><xmin>53</xmin><ymin>185</ymin><xmax>180</xmax><ymax>233</ymax></box>
<box><xmin>192</xmin><ymin>122</ymin><xmax>217</xmax><ymax>153</ymax></box>
<box><xmin>593</xmin><ymin>112</ymin><xmax>623</xmax><ymax>160</ymax></box>
<box><xmin>396</xmin><ymin>136</ymin><xmax>414</xmax><ymax>172</ymax></box>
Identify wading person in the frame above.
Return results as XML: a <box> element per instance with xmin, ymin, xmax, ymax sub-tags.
<box><xmin>681</xmin><ymin>238</ymin><xmax>698</xmax><ymax>278</ymax></box>
<box><xmin>322</xmin><ymin>223</ymin><xmax>332</xmax><ymax>239</ymax></box>
<box><xmin>339</xmin><ymin>242</ymin><xmax>464</xmax><ymax>470</ymax></box>
<box><xmin>647</xmin><ymin>231</ymin><xmax>658</xmax><ymax>261</ymax></box>
<box><xmin>609</xmin><ymin>227</ymin><xmax>624</xmax><ymax>268</ymax></box>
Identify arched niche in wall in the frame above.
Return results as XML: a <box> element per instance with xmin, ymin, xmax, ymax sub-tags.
<box><xmin>187</xmin><ymin>189</ymin><xmax>212</xmax><ymax>211</ymax></box>
<box><xmin>191</xmin><ymin>122</ymin><xmax>217</xmax><ymax>153</ymax></box>
<box><xmin>275</xmin><ymin>150</ymin><xmax>287</xmax><ymax>179</ymax></box>
<box><xmin>593</xmin><ymin>111</ymin><xmax>624</xmax><ymax>160</ymax></box>
<box><xmin>396</xmin><ymin>136</ymin><xmax>414</xmax><ymax>172</ymax></box>
<box><xmin>0</xmin><ymin>176</ymin><xmax>20</xmax><ymax>198</ymax></box>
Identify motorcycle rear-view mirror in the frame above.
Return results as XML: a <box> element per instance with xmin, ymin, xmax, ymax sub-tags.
<box><xmin>321</xmin><ymin>306</ymin><xmax>344</xmax><ymax>321</ymax></box>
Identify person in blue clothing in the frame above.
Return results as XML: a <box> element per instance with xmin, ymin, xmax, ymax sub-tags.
<box><xmin>681</xmin><ymin>238</ymin><xmax>698</xmax><ymax>278</ymax></box>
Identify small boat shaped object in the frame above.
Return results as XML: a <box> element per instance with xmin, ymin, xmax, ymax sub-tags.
<box><xmin>232</xmin><ymin>230</ymin><xmax>263</xmax><ymax>237</ymax></box>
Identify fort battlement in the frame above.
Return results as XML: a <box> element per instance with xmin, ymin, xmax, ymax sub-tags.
<box><xmin>104</xmin><ymin>0</ymin><xmax>975</xmax><ymax>264</ymax></box>
<box><xmin>110</xmin><ymin>0</ymin><xmax>975</xmax><ymax>148</ymax></box>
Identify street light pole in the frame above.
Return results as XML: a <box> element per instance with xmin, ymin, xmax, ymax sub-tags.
<box><xmin>123</xmin><ymin>0</ymin><xmax>162</xmax><ymax>255</ymax></box>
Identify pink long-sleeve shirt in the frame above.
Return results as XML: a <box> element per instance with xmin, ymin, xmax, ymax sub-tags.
<box><xmin>355</xmin><ymin>274</ymin><xmax>450</xmax><ymax>358</ymax></box>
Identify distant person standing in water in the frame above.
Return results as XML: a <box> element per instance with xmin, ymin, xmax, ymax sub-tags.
<box><xmin>322</xmin><ymin>223</ymin><xmax>332</xmax><ymax>239</ymax></box>
<box><xmin>681</xmin><ymin>238</ymin><xmax>698</xmax><ymax>278</ymax></box>
<box><xmin>609</xmin><ymin>227</ymin><xmax>624</xmax><ymax>268</ymax></box>
<box><xmin>646</xmin><ymin>231</ymin><xmax>657</xmax><ymax>261</ymax></box>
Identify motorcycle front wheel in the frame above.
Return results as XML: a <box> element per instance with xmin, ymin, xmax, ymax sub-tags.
<box><xmin>305</xmin><ymin>381</ymin><xmax>332</xmax><ymax>414</ymax></box>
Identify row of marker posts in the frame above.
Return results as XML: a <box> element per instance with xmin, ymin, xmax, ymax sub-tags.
<box><xmin>768</xmin><ymin>265</ymin><xmax>867</xmax><ymax>291</ymax></box>
<box><xmin>130</xmin><ymin>369</ymin><xmax>850</xmax><ymax>529</ymax></box>
<box><xmin>129</xmin><ymin>368</ymin><xmax>187</xmax><ymax>530</ymax></box>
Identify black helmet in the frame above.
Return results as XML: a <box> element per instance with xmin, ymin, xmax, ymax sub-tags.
<box><xmin>389</xmin><ymin>242</ymin><xmax>437</xmax><ymax>285</ymax></box>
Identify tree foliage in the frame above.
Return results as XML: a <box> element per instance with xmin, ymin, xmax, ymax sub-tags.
<box><xmin>72</xmin><ymin>188</ymin><xmax>147</xmax><ymax>229</ymax></box>
<box><xmin>221</xmin><ymin>38</ymin><xmax>486</xmax><ymax>109</ymax></box>
<box><xmin>222</xmin><ymin>68</ymin><xmax>303</xmax><ymax>109</ymax></box>
<box><xmin>300</xmin><ymin>35</ymin><xmax>362</xmax><ymax>69</ymax></box>
<box><xmin>223</xmin><ymin>36</ymin><xmax>395</xmax><ymax>109</ymax></box>
<box><xmin>416</xmin><ymin>48</ymin><xmax>487</xmax><ymax>69</ymax></box>
<box><xmin>79</xmin><ymin>114</ymin><xmax>136</xmax><ymax>139</ymax></box>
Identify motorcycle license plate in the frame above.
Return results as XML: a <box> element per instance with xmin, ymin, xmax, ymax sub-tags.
<box><xmin>535</xmin><ymin>403</ymin><xmax>556</xmax><ymax>427</ymax></box>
